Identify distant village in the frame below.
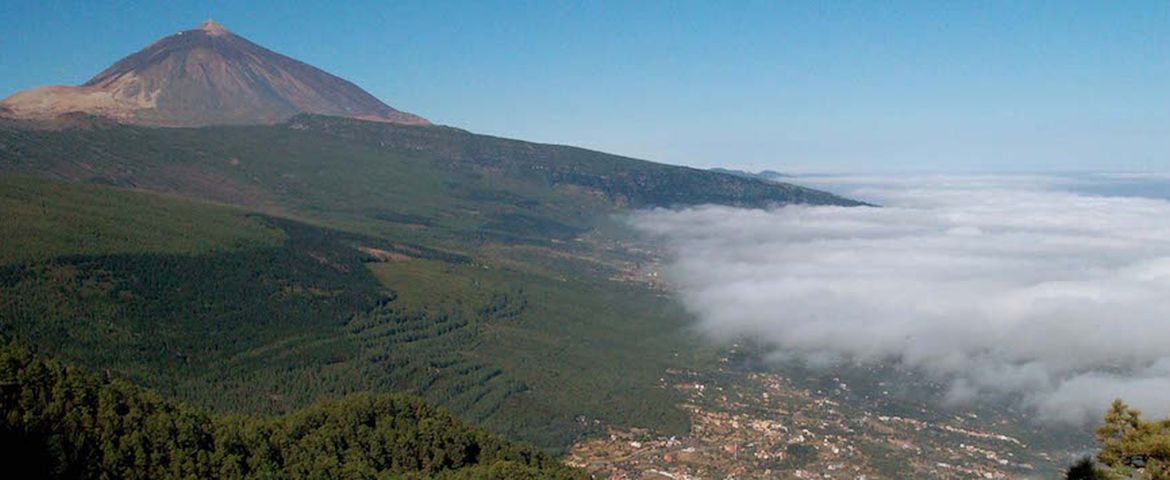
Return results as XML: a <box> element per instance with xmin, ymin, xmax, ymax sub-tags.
<box><xmin>569</xmin><ymin>365</ymin><xmax>1055</xmax><ymax>479</ymax></box>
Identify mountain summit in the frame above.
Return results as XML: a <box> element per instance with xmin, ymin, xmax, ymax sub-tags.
<box><xmin>0</xmin><ymin>21</ymin><xmax>429</xmax><ymax>127</ymax></box>
<box><xmin>197</xmin><ymin>18</ymin><xmax>231</xmax><ymax>35</ymax></box>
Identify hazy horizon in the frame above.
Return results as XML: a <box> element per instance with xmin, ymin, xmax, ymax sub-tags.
<box><xmin>4</xmin><ymin>2</ymin><xmax>1168</xmax><ymax>475</ymax></box>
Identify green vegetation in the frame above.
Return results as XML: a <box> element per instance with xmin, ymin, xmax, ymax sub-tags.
<box><xmin>1069</xmin><ymin>399</ymin><xmax>1170</xmax><ymax>480</ymax></box>
<box><xmin>0</xmin><ymin>341</ymin><xmax>585</xmax><ymax>479</ymax></box>
<box><xmin>0</xmin><ymin>115</ymin><xmax>857</xmax><ymax>247</ymax></box>
<box><xmin>359</xmin><ymin>258</ymin><xmax>699</xmax><ymax>445</ymax></box>
<box><xmin>1066</xmin><ymin>399</ymin><xmax>1170</xmax><ymax>479</ymax></box>
<box><xmin>0</xmin><ymin>214</ymin><xmax>385</xmax><ymax>400</ymax></box>
<box><xmin>0</xmin><ymin>175</ymin><xmax>283</xmax><ymax>264</ymax></box>
<box><xmin>0</xmin><ymin>177</ymin><xmax>705</xmax><ymax>451</ymax></box>
<box><xmin>279</xmin><ymin>115</ymin><xmax>861</xmax><ymax>210</ymax></box>
<box><xmin>0</xmin><ymin>115</ymin><xmax>856</xmax><ymax>454</ymax></box>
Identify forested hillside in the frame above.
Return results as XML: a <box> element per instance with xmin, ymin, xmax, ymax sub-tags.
<box><xmin>0</xmin><ymin>176</ymin><xmax>703</xmax><ymax>450</ymax></box>
<box><xmin>0</xmin><ymin>341</ymin><xmax>584</xmax><ymax>479</ymax></box>
<box><xmin>0</xmin><ymin>113</ymin><xmax>859</xmax><ymax>453</ymax></box>
<box><xmin>0</xmin><ymin>114</ymin><xmax>856</xmax><ymax>270</ymax></box>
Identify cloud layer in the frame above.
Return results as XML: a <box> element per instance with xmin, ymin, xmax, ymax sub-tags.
<box><xmin>631</xmin><ymin>175</ymin><xmax>1170</xmax><ymax>424</ymax></box>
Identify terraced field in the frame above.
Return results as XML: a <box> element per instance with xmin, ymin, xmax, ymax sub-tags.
<box><xmin>0</xmin><ymin>173</ymin><xmax>702</xmax><ymax>450</ymax></box>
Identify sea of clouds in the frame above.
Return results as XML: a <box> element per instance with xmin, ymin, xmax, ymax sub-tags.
<box><xmin>630</xmin><ymin>173</ymin><xmax>1170</xmax><ymax>424</ymax></box>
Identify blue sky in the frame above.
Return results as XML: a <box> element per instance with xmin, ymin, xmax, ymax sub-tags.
<box><xmin>2</xmin><ymin>1</ymin><xmax>1167</xmax><ymax>172</ymax></box>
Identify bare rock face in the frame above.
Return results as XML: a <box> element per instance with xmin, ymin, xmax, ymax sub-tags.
<box><xmin>0</xmin><ymin>20</ymin><xmax>429</xmax><ymax>127</ymax></box>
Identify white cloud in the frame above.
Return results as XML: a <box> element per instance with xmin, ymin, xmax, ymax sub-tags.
<box><xmin>631</xmin><ymin>176</ymin><xmax>1170</xmax><ymax>424</ymax></box>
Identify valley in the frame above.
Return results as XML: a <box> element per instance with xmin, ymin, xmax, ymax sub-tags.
<box><xmin>0</xmin><ymin>105</ymin><xmax>859</xmax><ymax>449</ymax></box>
<box><xmin>569</xmin><ymin>358</ymin><xmax>1079</xmax><ymax>479</ymax></box>
<box><xmin>0</xmin><ymin>175</ymin><xmax>706</xmax><ymax>451</ymax></box>
<box><xmin>0</xmin><ymin>15</ymin><xmax>1111</xmax><ymax>479</ymax></box>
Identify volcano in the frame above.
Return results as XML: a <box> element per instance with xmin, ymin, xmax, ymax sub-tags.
<box><xmin>0</xmin><ymin>20</ymin><xmax>429</xmax><ymax>127</ymax></box>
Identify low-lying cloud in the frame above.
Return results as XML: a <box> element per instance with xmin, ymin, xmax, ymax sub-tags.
<box><xmin>631</xmin><ymin>175</ymin><xmax>1170</xmax><ymax>424</ymax></box>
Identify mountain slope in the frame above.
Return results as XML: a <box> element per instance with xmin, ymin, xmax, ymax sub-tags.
<box><xmin>0</xmin><ymin>114</ymin><xmax>860</xmax><ymax>223</ymax></box>
<box><xmin>0</xmin><ymin>341</ymin><xmax>586</xmax><ymax>479</ymax></box>
<box><xmin>0</xmin><ymin>20</ymin><xmax>428</xmax><ymax>127</ymax></box>
<box><xmin>0</xmin><ymin>19</ymin><xmax>866</xmax><ymax>457</ymax></box>
<box><xmin>709</xmin><ymin>167</ymin><xmax>794</xmax><ymax>182</ymax></box>
<box><xmin>288</xmin><ymin>115</ymin><xmax>860</xmax><ymax>209</ymax></box>
<box><xmin>0</xmin><ymin>174</ymin><xmax>704</xmax><ymax>452</ymax></box>
<box><xmin>0</xmin><ymin>82</ymin><xmax>863</xmax><ymax>455</ymax></box>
